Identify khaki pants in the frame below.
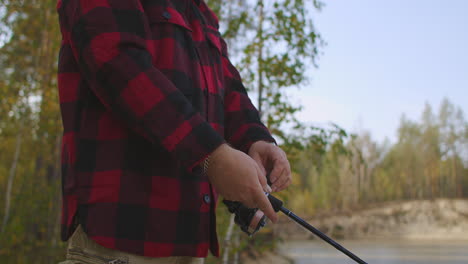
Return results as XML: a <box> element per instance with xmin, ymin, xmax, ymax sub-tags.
<box><xmin>59</xmin><ymin>225</ymin><xmax>204</xmax><ymax>264</ymax></box>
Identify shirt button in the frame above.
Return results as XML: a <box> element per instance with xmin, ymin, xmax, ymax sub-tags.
<box><xmin>203</xmin><ymin>194</ymin><xmax>211</xmax><ymax>204</ymax></box>
<box><xmin>162</xmin><ymin>11</ymin><xmax>171</xmax><ymax>20</ymax></box>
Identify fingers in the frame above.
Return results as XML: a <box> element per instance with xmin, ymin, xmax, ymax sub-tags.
<box><xmin>254</xmin><ymin>162</ymin><xmax>271</xmax><ymax>193</ymax></box>
<box><xmin>251</xmin><ymin>152</ymin><xmax>266</xmax><ymax>176</ymax></box>
<box><xmin>268</xmin><ymin>149</ymin><xmax>287</xmax><ymax>182</ymax></box>
<box><xmin>274</xmin><ymin>174</ymin><xmax>292</xmax><ymax>192</ymax></box>
<box><xmin>252</xmin><ymin>185</ymin><xmax>278</xmax><ymax>223</ymax></box>
<box><xmin>269</xmin><ymin>165</ymin><xmax>283</xmax><ymax>188</ymax></box>
<box><xmin>270</xmin><ymin>165</ymin><xmax>289</xmax><ymax>192</ymax></box>
<box><xmin>271</xmin><ymin>161</ymin><xmax>292</xmax><ymax>192</ymax></box>
<box><xmin>267</xmin><ymin>148</ymin><xmax>291</xmax><ymax>192</ymax></box>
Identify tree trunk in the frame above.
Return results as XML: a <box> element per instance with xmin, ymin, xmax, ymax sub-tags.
<box><xmin>1</xmin><ymin>127</ymin><xmax>23</xmax><ymax>233</ymax></box>
<box><xmin>256</xmin><ymin>1</ymin><xmax>265</xmax><ymax>120</ymax></box>
<box><xmin>50</xmin><ymin>134</ymin><xmax>62</xmax><ymax>247</ymax></box>
<box><xmin>454</xmin><ymin>157</ymin><xmax>462</xmax><ymax>197</ymax></box>
<box><xmin>233</xmin><ymin>230</ymin><xmax>240</xmax><ymax>264</ymax></box>
<box><xmin>222</xmin><ymin>214</ymin><xmax>236</xmax><ymax>264</ymax></box>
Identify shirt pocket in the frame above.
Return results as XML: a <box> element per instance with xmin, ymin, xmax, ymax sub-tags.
<box><xmin>146</xmin><ymin>3</ymin><xmax>193</xmax><ymax>32</ymax></box>
<box><xmin>145</xmin><ymin>1</ymin><xmax>193</xmax><ymax>63</ymax></box>
<box><xmin>145</xmin><ymin>3</ymin><xmax>197</xmax><ymax>99</ymax></box>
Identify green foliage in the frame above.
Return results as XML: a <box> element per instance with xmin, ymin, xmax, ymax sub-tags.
<box><xmin>0</xmin><ymin>0</ymin><xmax>65</xmax><ymax>263</ymax></box>
<box><xmin>372</xmin><ymin>99</ymin><xmax>468</xmax><ymax>200</ymax></box>
<box><xmin>207</xmin><ymin>0</ymin><xmax>325</xmax><ymax>142</ymax></box>
<box><xmin>289</xmin><ymin>98</ymin><xmax>468</xmax><ymax>216</ymax></box>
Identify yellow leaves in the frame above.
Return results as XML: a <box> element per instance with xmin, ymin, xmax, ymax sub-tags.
<box><xmin>0</xmin><ymin>2</ymin><xmax>65</xmax><ymax>262</ymax></box>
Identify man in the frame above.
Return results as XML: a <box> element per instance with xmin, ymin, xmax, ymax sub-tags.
<box><xmin>56</xmin><ymin>0</ymin><xmax>291</xmax><ymax>263</ymax></box>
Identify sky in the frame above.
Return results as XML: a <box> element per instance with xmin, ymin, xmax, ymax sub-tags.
<box><xmin>291</xmin><ymin>0</ymin><xmax>468</xmax><ymax>144</ymax></box>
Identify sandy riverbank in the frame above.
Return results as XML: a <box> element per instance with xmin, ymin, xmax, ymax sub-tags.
<box><xmin>276</xmin><ymin>199</ymin><xmax>468</xmax><ymax>241</ymax></box>
<box><xmin>242</xmin><ymin>199</ymin><xmax>468</xmax><ymax>263</ymax></box>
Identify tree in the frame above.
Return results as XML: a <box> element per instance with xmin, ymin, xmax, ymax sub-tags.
<box><xmin>419</xmin><ymin>103</ymin><xmax>441</xmax><ymax>198</ymax></box>
<box><xmin>206</xmin><ymin>0</ymin><xmax>325</xmax><ymax>142</ymax></box>
<box><xmin>438</xmin><ymin>98</ymin><xmax>467</xmax><ymax>197</ymax></box>
<box><xmin>0</xmin><ymin>0</ymin><xmax>63</xmax><ymax>262</ymax></box>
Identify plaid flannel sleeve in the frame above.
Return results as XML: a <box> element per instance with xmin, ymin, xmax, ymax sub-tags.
<box><xmin>63</xmin><ymin>0</ymin><xmax>225</xmax><ymax>172</ymax></box>
<box><xmin>220</xmin><ymin>37</ymin><xmax>277</xmax><ymax>153</ymax></box>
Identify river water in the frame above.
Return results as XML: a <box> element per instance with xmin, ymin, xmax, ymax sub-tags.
<box><xmin>281</xmin><ymin>239</ymin><xmax>468</xmax><ymax>264</ymax></box>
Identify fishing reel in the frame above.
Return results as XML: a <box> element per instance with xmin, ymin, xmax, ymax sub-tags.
<box><xmin>223</xmin><ymin>199</ymin><xmax>267</xmax><ymax>236</ymax></box>
<box><xmin>222</xmin><ymin>194</ymin><xmax>284</xmax><ymax>236</ymax></box>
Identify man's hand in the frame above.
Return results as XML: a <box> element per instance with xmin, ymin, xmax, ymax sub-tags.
<box><xmin>248</xmin><ymin>141</ymin><xmax>292</xmax><ymax>192</ymax></box>
<box><xmin>206</xmin><ymin>144</ymin><xmax>278</xmax><ymax>223</ymax></box>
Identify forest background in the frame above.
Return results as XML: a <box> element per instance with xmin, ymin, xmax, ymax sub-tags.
<box><xmin>0</xmin><ymin>0</ymin><xmax>467</xmax><ymax>263</ymax></box>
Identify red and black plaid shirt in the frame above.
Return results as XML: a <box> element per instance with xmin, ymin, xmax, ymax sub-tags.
<box><xmin>56</xmin><ymin>0</ymin><xmax>275</xmax><ymax>258</ymax></box>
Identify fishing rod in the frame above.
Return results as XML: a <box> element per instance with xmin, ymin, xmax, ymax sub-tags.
<box><xmin>224</xmin><ymin>194</ymin><xmax>368</xmax><ymax>264</ymax></box>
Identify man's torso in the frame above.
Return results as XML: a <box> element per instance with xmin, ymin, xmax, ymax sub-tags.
<box><xmin>57</xmin><ymin>0</ymin><xmax>226</xmax><ymax>257</ymax></box>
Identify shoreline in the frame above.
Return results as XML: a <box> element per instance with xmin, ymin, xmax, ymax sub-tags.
<box><xmin>276</xmin><ymin>199</ymin><xmax>468</xmax><ymax>241</ymax></box>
